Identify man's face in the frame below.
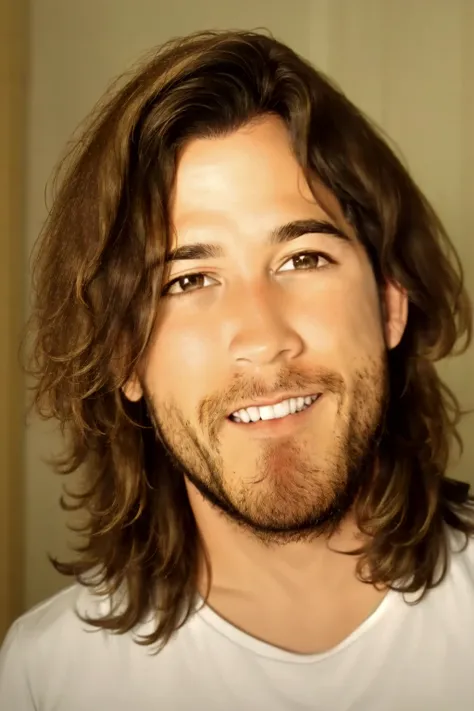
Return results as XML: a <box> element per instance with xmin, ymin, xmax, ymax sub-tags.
<box><xmin>126</xmin><ymin>116</ymin><xmax>406</xmax><ymax>543</ymax></box>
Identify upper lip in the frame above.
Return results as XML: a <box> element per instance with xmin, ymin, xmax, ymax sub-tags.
<box><xmin>227</xmin><ymin>392</ymin><xmax>319</xmax><ymax>417</ymax></box>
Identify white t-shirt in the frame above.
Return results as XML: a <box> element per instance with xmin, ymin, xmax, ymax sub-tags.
<box><xmin>1</xmin><ymin>530</ymin><xmax>473</xmax><ymax>711</ymax></box>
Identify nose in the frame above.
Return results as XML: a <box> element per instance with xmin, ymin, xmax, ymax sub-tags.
<box><xmin>226</xmin><ymin>281</ymin><xmax>304</xmax><ymax>368</ymax></box>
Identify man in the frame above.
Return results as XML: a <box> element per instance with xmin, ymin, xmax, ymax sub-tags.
<box><xmin>1</xmin><ymin>29</ymin><xmax>473</xmax><ymax>711</ymax></box>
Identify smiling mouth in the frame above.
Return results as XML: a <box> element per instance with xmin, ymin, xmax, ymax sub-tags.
<box><xmin>229</xmin><ymin>394</ymin><xmax>320</xmax><ymax>424</ymax></box>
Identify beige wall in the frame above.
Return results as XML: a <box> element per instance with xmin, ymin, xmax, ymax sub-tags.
<box><xmin>0</xmin><ymin>0</ymin><xmax>28</xmax><ymax>638</ymax></box>
<box><xmin>24</xmin><ymin>0</ymin><xmax>474</xmax><ymax>610</ymax></box>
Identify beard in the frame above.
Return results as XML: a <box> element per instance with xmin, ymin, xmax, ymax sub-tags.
<box><xmin>144</xmin><ymin>355</ymin><xmax>388</xmax><ymax>546</ymax></box>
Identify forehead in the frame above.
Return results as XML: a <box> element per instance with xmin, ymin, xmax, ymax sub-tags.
<box><xmin>170</xmin><ymin>116</ymin><xmax>348</xmax><ymax>239</ymax></box>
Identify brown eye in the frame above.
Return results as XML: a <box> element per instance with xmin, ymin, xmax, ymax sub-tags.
<box><xmin>177</xmin><ymin>274</ymin><xmax>205</xmax><ymax>292</ymax></box>
<box><xmin>162</xmin><ymin>273</ymin><xmax>217</xmax><ymax>296</ymax></box>
<box><xmin>279</xmin><ymin>251</ymin><xmax>331</xmax><ymax>273</ymax></box>
<box><xmin>292</xmin><ymin>253</ymin><xmax>321</xmax><ymax>269</ymax></box>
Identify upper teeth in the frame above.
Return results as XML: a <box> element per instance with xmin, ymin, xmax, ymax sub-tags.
<box><xmin>231</xmin><ymin>395</ymin><xmax>318</xmax><ymax>423</ymax></box>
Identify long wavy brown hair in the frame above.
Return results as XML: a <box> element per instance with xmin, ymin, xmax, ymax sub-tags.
<box><xmin>27</xmin><ymin>29</ymin><xmax>473</xmax><ymax>649</ymax></box>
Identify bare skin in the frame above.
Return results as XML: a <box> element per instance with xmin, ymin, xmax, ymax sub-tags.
<box><xmin>193</xmin><ymin>495</ymin><xmax>388</xmax><ymax>653</ymax></box>
<box><xmin>125</xmin><ymin>116</ymin><xmax>407</xmax><ymax>654</ymax></box>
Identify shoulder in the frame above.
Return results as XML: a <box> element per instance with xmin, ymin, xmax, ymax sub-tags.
<box><xmin>1</xmin><ymin>581</ymin><xmax>106</xmax><ymax>662</ymax></box>
<box><xmin>447</xmin><ymin>527</ymin><xmax>474</xmax><ymax>581</ymax></box>
<box><xmin>10</xmin><ymin>581</ymin><xmax>106</xmax><ymax>644</ymax></box>
<box><xmin>0</xmin><ymin>581</ymin><xmax>111</xmax><ymax>710</ymax></box>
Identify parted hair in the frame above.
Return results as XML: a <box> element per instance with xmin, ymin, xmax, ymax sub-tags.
<box><xmin>28</xmin><ymin>30</ymin><xmax>473</xmax><ymax>649</ymax></box>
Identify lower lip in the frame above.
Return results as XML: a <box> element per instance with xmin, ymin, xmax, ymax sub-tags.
<box><xmin>227</xmin><ymin>396</ymin><xmax>322</xmax><ymax>438</ymax></box>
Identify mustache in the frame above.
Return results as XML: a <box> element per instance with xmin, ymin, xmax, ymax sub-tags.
<box><xmin>199</xmin><ymin>367</ymin><xmax>345</xmax><ymax>434</ymax></box>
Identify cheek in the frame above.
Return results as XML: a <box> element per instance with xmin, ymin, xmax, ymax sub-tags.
<box><xmin>295</xmin><ymin>280</ymin><xmax>384</xmax><ymax>361</ymax></box>
<box><xmin>146</xmin><ymin>314</ymin><xmax>219</xmax><ymax>400</ymax></box>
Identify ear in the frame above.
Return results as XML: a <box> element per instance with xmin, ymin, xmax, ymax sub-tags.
<box><xmin>382</xmin><ymin>280</ymin><xmax>408</xmax><ymax>350</ymax></box>
<box><xmin>122</xmin><ymin>374</ymin><xmax>144</xmax><ymax>402</ymax></box>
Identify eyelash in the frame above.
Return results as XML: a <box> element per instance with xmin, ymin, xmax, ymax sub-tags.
<box><xmin>161</xmin><ymin>250</ymin><xmax>335</xmax><ymax>297</ymax></box>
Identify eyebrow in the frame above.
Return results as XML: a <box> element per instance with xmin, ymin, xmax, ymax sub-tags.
<box><xmin>165</xmin><ymin>219</ymin><xmax>351</xmax><ymax>263</ymax></box>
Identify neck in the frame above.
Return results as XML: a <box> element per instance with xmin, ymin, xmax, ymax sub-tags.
<box><xmin>185</xmin><ymin>481</ymin><xmax>389</xmax><ymax>655</ymax></box>
<box><xmin>186</xmin><ymin>481</ymin><xmax>367</xmax><ymax>604</ymax></box>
